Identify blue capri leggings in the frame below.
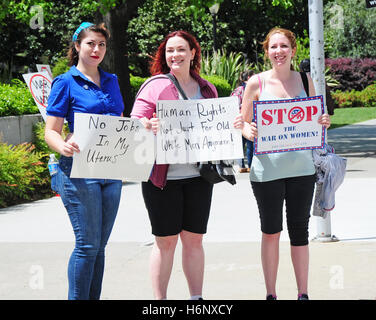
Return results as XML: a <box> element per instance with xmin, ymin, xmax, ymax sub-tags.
<box><xmin>251</xmin><ymin>174</ymin><xmax>315</xmax><ymax>246</ymax></box>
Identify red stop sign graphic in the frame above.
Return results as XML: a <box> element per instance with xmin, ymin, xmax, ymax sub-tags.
<box><xmin>288</xmin><ymin>107</ymin><xmax>305</xmax><ymax>124</ymax></box>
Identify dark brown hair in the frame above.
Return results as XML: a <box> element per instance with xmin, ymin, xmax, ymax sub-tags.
<box><xmin>67</xmin><ymin>23</ymin><xmax>110</xmax><ymax>66</ymax></box>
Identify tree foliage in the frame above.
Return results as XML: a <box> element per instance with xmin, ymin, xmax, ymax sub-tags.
<box><xmin>324</xmin><ymin>0</ymin><xmax>376</xmax><ymax>58</ymax></box>
<box><xmin>0</xmin><ymin>0</ymin><xmax>97</xmax><ymax>81</ymax></box>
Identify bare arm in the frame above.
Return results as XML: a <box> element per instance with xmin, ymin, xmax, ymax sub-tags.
<box><xmin>241</xmin><ymin>75</ymin><xmax>260</xmax><ymax>141</ymax></box>
<box><xmin>44</xmin><ymin>116</ymin><xmax>80</xmax><ymax>157</ymax></box>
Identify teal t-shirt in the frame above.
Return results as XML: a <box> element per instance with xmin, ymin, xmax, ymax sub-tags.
<box><xmin>250</xmin><ymin>88</ymin><xmax>315</xmax><ymax>182</ymax></box>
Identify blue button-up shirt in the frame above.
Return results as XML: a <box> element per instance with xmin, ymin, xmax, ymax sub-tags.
<box><xmin>47</xmin><ymin>65</ymin><xmax>124</xmax><ymax>132</ymax></box>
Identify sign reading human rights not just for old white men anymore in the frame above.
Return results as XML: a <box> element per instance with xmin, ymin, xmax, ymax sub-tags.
<box><xmin>253</xmin><ymin>95</ymin><xmax>326</xmax><ymax>155</ymax></box>
<box><xmin>156</xmin><ymin>96</ymin><xmax>243</xmax><ymax>164</ymax></box>
<box><xmin>70</xmin><ymin>113</ymin><xmax>155</xmax><ymax>181</ymax></box>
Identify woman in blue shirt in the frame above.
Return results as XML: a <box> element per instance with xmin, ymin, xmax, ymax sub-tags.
<box><xmin>45</xmin><ymin>22</ymin><xmax>124</xmax><ymax>300</ymax></box>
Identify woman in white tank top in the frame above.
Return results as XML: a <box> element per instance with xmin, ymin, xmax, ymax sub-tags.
<box><xmin>241</xmin><ymin>27</ymin><xmax>330</xmax><ymax>300</ymax></box>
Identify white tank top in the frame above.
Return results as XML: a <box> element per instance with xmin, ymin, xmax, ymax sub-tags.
<box><xmin>250</xmin><ymin>75</ymin><xmax>315</xmax><ymax>182</ymax></box>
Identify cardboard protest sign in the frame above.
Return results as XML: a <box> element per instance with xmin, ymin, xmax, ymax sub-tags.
<box><xmin>253</xmin><ymin>96</ymin><xmax>325</xmax><ymax>155</ymax></box>
<box><xmin>366</xmin><ymin>0</ymin><xmax>376</xmax><ymax>8</ymax></box>
<box><xmin>70</xmin><ymin>113</ymin><xmax>155</xmax><ymax>181</ymax></box>
<box><xmin>36</xmin><ymin>64</ymin><xmax>53</xmax><ymax>79</ymax></box>
<box><xmin>156</xmin><ymin>96</ymin><xmax>243</xmax><ymax>164</ymax></box>
<box><xmin>22</xmin><ymin>71</ymin><xmax>52</xmax><ymax>121</ymax></box>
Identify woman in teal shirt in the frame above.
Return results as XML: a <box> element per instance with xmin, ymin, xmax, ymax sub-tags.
<box><xmin>241</xmin><ymin>27</ymin><xmax>331</xmax><ymax>300</ymax></box>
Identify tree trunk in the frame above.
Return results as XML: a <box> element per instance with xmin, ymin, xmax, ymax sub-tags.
<box><xmin>98</xmin><ymin>0</ymin><xmax>145</xmax><ymax>116</ymax></box>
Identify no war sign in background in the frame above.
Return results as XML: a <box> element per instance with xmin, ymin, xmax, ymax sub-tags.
<box><xmin>156</xmin><ymin>96</ymin><xmax>243</xmax><ymax>164</ymax></box>
<box><xmin>366</xmin><ymin>0</ymin><xmax>376</xmax><ymax>8</ymax></box>
<box><xmin>253</xmin><ymin>96</ymin><xmax>326</xmax><ymax>155</ymax></box>
<box><xmin>22</xmin><ymin>71</ymin><xmax>52</xmax><ymax>121</ymax></box>
<box><xmin>70</xmin><ymin>113</ymin><xmax>155</xmax><ymax>181</ymax></box>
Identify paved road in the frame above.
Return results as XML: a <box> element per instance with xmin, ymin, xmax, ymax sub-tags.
<box><xmin>0</xmin><ymin>120</ymin><xmax>375</xmax><ymax>300</ymax></box>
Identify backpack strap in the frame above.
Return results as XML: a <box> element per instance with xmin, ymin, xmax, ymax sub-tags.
<box><xmin>134</xmin><ymin>75</ymin><xmax>170</xmax><ymax>100</ymax></box>
<box><xmin>165</xmin><ymin>73</ymin><xmax>189</xmax><ymax>100</ymax></box>
<box><xmin>300</xmin><ymin>72</ymin><xmax>309</xmax><ymax>96</ymax></box>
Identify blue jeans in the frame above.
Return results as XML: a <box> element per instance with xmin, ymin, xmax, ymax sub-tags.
<box><xmin>237</xmin><ymin>137</ymin><xmax>254</xmax><ymax>168</ymax></box>
<box><xmin>51</xmin><ymin>156</ymin><xmax>122</xmax><ymax>300</ymax></box>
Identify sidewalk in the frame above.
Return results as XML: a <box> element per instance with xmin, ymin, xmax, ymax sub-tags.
<box><xmin>0</xmin><ymin>120</ymin><xmax>375</xmax><ymax>300</ymax></box>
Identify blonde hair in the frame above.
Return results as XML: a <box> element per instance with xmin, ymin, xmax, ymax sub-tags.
<box><xmin>262</xmin><ymin>27</ymin><xmax>297</xmax><ymax>64</ymax></box>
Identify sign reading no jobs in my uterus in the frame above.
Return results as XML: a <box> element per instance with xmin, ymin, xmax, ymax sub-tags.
<box><xmin>70</xmin><ymin>113</ymin><xmax>155</xmax><ymax>181</ymax></box>
<box><xmin>253</xmin><ymin>95</ymin><xmax>325</xmax><ymax>155</ymax></box>
<box><xmin>156</xmin><ymin>96</ymin><xmax>243</xmax><ymax>164</ymax></box>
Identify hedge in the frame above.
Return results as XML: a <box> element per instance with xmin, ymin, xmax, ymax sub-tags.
<box><xmin>0</xmin><ymin>141</ymin><xmax>52</xmax><ymax>208</ymax></box>
<box><xmin>0</xmin><ymin>79</ymin><xmax>38</xmax><ymax>116</ymax></box>
<box><xmin>326</xmin><ymin>58</ymin><xmax>376</xmax><ymax>91</ymax></box>
<box><xmin>201</xmin><ymin>74</ymin><xmax>232</xmax><ymax>97</ymax></box>
<box><xmin>130</xmin><ymin>73</ymin><xmax>232</xmax><ymax>101</ymax></box>
<box><xmin>331</xmin><ymin>83</ymin><xmax>376</xmax><ymax>109</ymax></box>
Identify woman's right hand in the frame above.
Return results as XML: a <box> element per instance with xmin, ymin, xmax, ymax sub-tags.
<box><xmin>61</xmin><ymin>134</ymin><xmax>80</xmax><ymax>157</ymax></box>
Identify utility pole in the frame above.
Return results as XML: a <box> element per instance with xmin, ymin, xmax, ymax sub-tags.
<box><xmin>308</xmin><ymin>0</ymin><xmax>338</xmax><ymax>242</ymax></box>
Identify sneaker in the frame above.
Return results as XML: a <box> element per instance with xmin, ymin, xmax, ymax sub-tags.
<box><xmin>239</xmin><ymin>168</ymin><xmax>248</xmax><ymax>173</ymax></box>
<box><xmin>298</xmin><ymin>293</ymin><xmax>309</xmax><ymax>300</ymax></box>
<box><xmin>266</xmin><ymin>294</ymin><xmax>277</xmax><ymax>300</ymax></box>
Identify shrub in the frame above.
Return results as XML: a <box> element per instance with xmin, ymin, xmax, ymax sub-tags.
<box><xmin>201</xmin><ymin>49</ymin><xmax>252</xmax><ymax>89</ymax></box>
<box><xmin>0</xmin><ymin>79</ymin><xmax>38</xmax><ymax>116</ymax></box>
<box><xmin>52</xmin><ymin>57</ymin><xmax>70</xmax><ymax>78</ymax></box>
<box><xmin>331</xmin><ymin>83</ymin><xmax>376</xmax><ymax>109</ymax></box>
<box><xmin>201</xmin><ymin>74</ymin><xmax>232</xmax><ymax>97</ymax></box>
<box><xmin>0</xmin><ymin>142</ymin><xmax>52</xmax><ymax>208</ymax></box>
<box><xmin>326</xmin><ymin>58</ymin><xmax>376</xmax><ymax>91</ymax></box>
<box><xmin>324</xmin><ymin>0</ymin><xmax>376</xmax><ymax>59</ymax></box>
<box><xmin>130</xmin><ymin>74</ymin><xmax>147</xmax><ymax>102</ymax></box>
<box><xmin>129</xmin><ymin>74</ymin><xmax>232</xmax><ymax>99</ymax></box>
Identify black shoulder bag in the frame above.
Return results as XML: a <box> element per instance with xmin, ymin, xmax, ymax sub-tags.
<box><xmin>300</xmin><ymin>72</ymin><xmax>309</xmax><ymax>96</ymax></box>
<box><xmin>165</xmin><ymin>73</ymin><xmax>236</xmax><ymax>185</ymax></box>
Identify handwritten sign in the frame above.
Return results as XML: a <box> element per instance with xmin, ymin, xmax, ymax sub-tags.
<box><xmin>70</xmin><ymin>113</ymin><xmax>155</xmax><ymax>181</ymax></box>
<box><xmin>36</xmin><ymin>64</ymin><xmax>53</xmax><ymax>79</ymax></box>
<box><xmin>22</xmin><ymin>71</ymin><xmax>52</xmax><ymax>121</ymax></box>
<box><xmin>366</xmin><ymin>0</ymin><xmax>376</xmax><ymax>8</ymax></box>
<box><xmin>156</xmin><ymin>96</ymin><xmax>243</xmax><ymax>164</ymax></box>
<box><xmin>253</xmin><ymin>96</ymin><xmax>325</xmax><ymax>155</ymax></box>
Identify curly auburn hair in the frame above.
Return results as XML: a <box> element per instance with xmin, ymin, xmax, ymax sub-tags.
<box><xmin>149</xmin><ymin>30</ymin><xmax>201</xmax><ymax>76</ymax></box>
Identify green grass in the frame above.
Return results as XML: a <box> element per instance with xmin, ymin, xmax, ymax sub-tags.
<box><xmin>329</xmin><ymin>107</ymin><xmax>376</xmax><ymax>130</ymax></box>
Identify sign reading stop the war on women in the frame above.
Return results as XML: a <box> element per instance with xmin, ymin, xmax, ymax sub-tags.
<box><xmin>22</xmin><ymin>71</ymin><xmax>52</xmax><ymax>121</ymax></box>
<box><xmin>253</xmin><ymin>95</ymin><xmax>325</xmax><ymax>155</ymax></box>
<box><xmin>70</xmin><ymin>113</ymin><xmax>155</xmax><ymax>181</ymax></box>
<box><xmin>156</xmin><ymin>96</ymin><xmax>243</xmax><ymax>164</ymax></box>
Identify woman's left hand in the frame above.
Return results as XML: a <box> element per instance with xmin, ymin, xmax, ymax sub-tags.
<box><xmin>233</xmin><ymin>114</ymin><xmax>244</xmax><ymax>130</ymax></box>
<box><xmin>140</xmin><ymin>113</ymin><xmax>160</xmax><ymax>135</ymax></box>
<box><xmin>318</xmin><ymin>113</ymin><xmax>331</xmax><ymax>129</ymax></box>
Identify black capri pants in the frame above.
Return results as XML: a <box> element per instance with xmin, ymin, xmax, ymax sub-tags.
<box><xmin>142</xmin><ymin>177</ymin><xmax>214</xmax><ymax>237</ymax></box>
<box><xmin>251</xmin><ymin>174</ymin><xmax>315</xmax><ymax>246</ymax></box>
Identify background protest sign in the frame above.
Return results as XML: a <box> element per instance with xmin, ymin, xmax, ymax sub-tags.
<box><xmin>366</xmin><ymin>0</ymin><xmax>376</xmax><ymax>8</ymax></box>
<box><xmin>36</xmin><ymin>64</ymin><xmax>53</xmax><ymax>79</ymax></box>
<box><xmin>156</xmin><ymin>96</ymin><xmax>243</xmax><ymax>164</ymax></box>
<box><xmin>253</xmin><ymin>95</ymin><xmax>325</xmax><ymax>155</ymax></box>
<box><xmin>70</xmin><ymin>113</ymin><xmax>155</xmax><ymax>181</ymax></box>
<box><xmin>22</xmin><ymin>71</ymin><xmax>52</xmax><ymax>121</ymax></box>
